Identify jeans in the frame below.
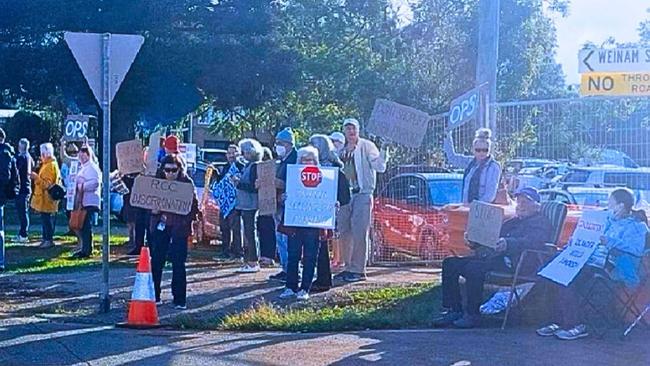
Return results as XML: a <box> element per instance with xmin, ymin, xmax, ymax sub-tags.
<box><xmin>286</xmin><ymin>228</ymin><xmax>320</xmax><ymax>293</ymax></box>
<box><xmin>241</xmin><ymin>210</ymin><xmax>259</xmax><ymax>263</ymax></box>
<box><xmin>79</xmin><ymin>206</ymin><xmax>99</xmax><ymax>256</ymax></box>
<box><xmin>441</xmin><ymin>256</ymin><xmax>509</xmax><ymax>315</ymax></box>
<box><xmin>16</xmin><ymin>194</ymin><xmax>30</xmax><ymax>237</ymax></box>
<box><xmin>151</xmin><ymin>227</ymin><xmax>188</xmax><ymax>306</ymax></box>
<box><xmin>314</xmin><ymin>239</ymin><xmax>332</xmax><ymax>287</ymax></box>
<box><xmin>41</xmin><ymin>213</ymin><xmax>55</xmax><ymax>241</ymax></box>
<box><xmin>220</xmin><ymin>210</ymin><xmax>242</xmax><ymax>257</ymax></box>
<box><xmin>0</xmin><ymin>205</ymin><xmax>4</xmax><ymax>268</ymax></box>
<box><xmin>274</xmin><ymin>214</ymin><xmax>288</xmax><ymax>272</ymax></box>
<box><xmin>257</xmin><ymin>215</ymin><xmax>277</xmax><ymax>259</ymax></box>
<box><xmin>128</xmin><ymin>209</ymin><xmax>148</xmax><ymax>250</ymax></box>
<box><xmin>338</xmin><ymin>194</ymin><xmax>373</xmax><ymax>275</ymax></box>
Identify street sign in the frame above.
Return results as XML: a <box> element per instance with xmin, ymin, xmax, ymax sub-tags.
<box><xmin>448</xmin><ymin>87</ymin><xmax>480</xmax><ymax>130</ymax></box>
<box><xmin>65</xmin><ymin>32</ymin><xmax>144</xmax><ymax>104</ymax></box>
<box><xmin>580</xmin><ymin>72</ymin><xmax>650</xmax><ymax>96</ymax></box>
<box><xmin>579</xmin><ymin>47</ymin><xmax>650</xmax><ymax>73</ymax></box>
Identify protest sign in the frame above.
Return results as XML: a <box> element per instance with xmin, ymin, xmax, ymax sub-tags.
<box><xmin>179</xmin><ymin>143</ymin><xmax>197</xmax><ymax>165</ymax></box>
<box><xmin>284</xmin><ymin>165</ymin><xmax>338</xmax><ymax>229</ymax></box>
<box><xmin>144</xmin><ymin>132</ymin><xmax>161</xmax><ymax>176</ymax></box>
<box><xmin>130</xmin><ymin>175</ymin><xmax>195</xmax><ymax>215</ymax></box>
<box><xmin>65</xmin><ymin>160</ymin><xmax>80</xmax><ymax>211</ymax></box>
<box><xmin>538</xmin><ymin>210</ymin><xmax>608</xmax><ymax>286</ymax></box>
<box><xmin>63</xmin><ymin>114</ymin><xmax>89</xmax><ymax>141</ymax></box>
<box><xmin>448</xmin><ymin>87</ymin><xmax>480</xmax><ymax>130</ymax></box>
<box><xmin>257</xmin><ymin>160</ymin><xmax>277</xmax><ymax>216</ymax></box>
<box><xmin>211</xmin><ymin>164</ymin><xmax>240</xmax><ymax>217</ymax></box>
<box><xmin>466</xmin><ymin>201</ymin><xmax>505</xmax><ymax>248</ymax></box>
<box><xmin>116</xmin><ymin>140</ymin><xmax>144</xmax><ymax>175</ymax></box>
<box><xmin>366</xmin><ymin>99</ymin><xmax>430</xmax><ymax>148</ymax></box>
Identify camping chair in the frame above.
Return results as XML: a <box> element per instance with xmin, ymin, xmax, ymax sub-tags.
<box><xmin>579</xmin><ymin>237</ymin><xmax>650</xmax><ymax>338</ymax></box>
<box><xmin>485</xmin><ymin>201</ymin><xmax>568</xmax><ymax>329</ymax></box>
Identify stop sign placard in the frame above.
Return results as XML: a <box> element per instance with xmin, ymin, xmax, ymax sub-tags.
<box><xmin>300</xmin><ymin>166</ymin><xmax>322</xmax><ymax>188</ymax></box>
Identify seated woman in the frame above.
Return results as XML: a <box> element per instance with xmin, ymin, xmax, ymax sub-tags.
<box><xmin>537</xmin><ymin>188</ymin><xmax>648</xmax><ymax>340</ymax></box>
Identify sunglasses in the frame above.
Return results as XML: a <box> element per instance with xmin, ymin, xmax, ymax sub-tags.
<box><xmin>164</xmin><ymin>167</ymin><xmax>179</xmax><ymax>173</ymax></box>
<box><xmin>474</xmin><ymin>148</ymin><xmax>489</xmax><ymax>153</ymax></box>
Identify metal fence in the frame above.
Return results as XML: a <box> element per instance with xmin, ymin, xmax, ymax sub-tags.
<box><xmin>369</xmin><ymin>96</ymin><xmax>650</xmax><ymax>266</ymax></box>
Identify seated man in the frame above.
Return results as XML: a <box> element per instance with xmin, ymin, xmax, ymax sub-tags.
<box><xmin>434</xmin><ymin>187</ymin><xmax>553</xmax><ymax>329</ymax></box>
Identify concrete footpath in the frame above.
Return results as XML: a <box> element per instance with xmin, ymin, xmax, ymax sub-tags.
<box><xmin>1</xmin><ymin>317</ymin><xmax>648</xmax><ymax>366</ymax></box>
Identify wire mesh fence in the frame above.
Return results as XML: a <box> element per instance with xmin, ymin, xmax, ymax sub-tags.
<box><xmin>369</xmin><ymin>96</ymin><xmax>650</xmax><ymax>266</ymax></box>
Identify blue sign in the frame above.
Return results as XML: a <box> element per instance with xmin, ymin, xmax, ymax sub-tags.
<box><xmin>211</xmin><ymin>163</ymin><xmax>241</xmax><ymax>217</ymax></box>
<box><xmin>448</xmin><ymin>87</ymin><xmax>480</xmax><ymax>130</ymax></box>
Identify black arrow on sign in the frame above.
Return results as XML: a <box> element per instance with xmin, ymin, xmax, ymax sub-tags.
<box><xmin>583</xmin><ymin>50</ymin><xmax>595</xmax><ymax>72</ymax></box>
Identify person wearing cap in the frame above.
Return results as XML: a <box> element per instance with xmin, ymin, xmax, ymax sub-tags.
<box><xmin>329</xmin><ymin>132</ymin><xmax>345</xmax><ymax>154</ymax></box>
<box><xmin>269</xmin><ymin>127</ymin><xmax>298</xmax><ymax>282</ymax></box>
<box><xmin>163</xmin><ymin>135</ymin><xmax>187</xmax><ymax>171</ymax></box>
<box><xmin>433</xmin><ymin>187</ymin><xmax>552</xmax><ymax>329</ymax></box>
<box><xmin>335</xmin><ymin>118</ymin><xmax>388</xmax><ymax>283</ymax></box>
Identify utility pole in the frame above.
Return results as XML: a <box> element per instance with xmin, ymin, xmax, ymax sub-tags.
<box><xmin>476</xmin><ymin>0</ymin><xmax>500</xmax><ymax>135</ymax></box>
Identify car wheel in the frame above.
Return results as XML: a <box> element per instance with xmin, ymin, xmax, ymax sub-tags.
<box><xmin>370</xmin><ymin>225</ymin><xmax>393</xmax><ymax>263</ymax></box>
<box><xmin>418</xmin><ymin>231</ymin><xmax>445</xmax><ymax>261</ymax></box>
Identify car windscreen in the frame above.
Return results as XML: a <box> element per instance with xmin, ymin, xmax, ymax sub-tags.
<box><xmin>203</xmin><ymin>151</ymin><xmax>227</xmax><ymax>163</ymax></box>
<box><xmin>572</xmin><ymin>192</ymin><xmax>609</xmax><ymax>207</ymax></box>
<box><xmin>428</xmin><ymin>180</ymin><xmax>463</xmax><ymax>206</ymax></box>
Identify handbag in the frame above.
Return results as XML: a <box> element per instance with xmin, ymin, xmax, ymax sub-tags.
<box><xmin>69</xmin><ymin>208</ymin><xmax>87</xmax><ymax>232</ymax></box>
<box><xmin>48</xmin><ymin>183</ymin><xmax>66</xmax><ymax>201</ymax></box>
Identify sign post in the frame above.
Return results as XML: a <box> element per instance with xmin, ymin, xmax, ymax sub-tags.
<box><xmin>65</xmin><ymin>32</ymin><xmax>144</xmax><ymax>313</ymax></box>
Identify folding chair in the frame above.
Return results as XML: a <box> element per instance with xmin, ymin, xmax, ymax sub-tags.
<box><xmin>486</xmin><ymin>201</ymin><xmax>568</xmax><ymax>329</ymax></box>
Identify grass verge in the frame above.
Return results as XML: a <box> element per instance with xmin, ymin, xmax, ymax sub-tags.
<box><xmin>214</xmin><ymin>283</ymin><xmax>441</xmax><ymax>333</ymax></box>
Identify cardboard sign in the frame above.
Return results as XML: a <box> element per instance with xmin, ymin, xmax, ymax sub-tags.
<box><xmin>448</xmin><ymin>87</ymin><xmax>479</xmax><ymax>130</ymax></box>
<box><xmin>366</xmin><ymin>99</ymin><xmax>430</xmax><ymax>148</ymax></box>
<box><xmin>284</xmin><ymin>165</ymin><xmax>338</xmax><ymax>229</ymax></box>
<box><xmin>257</xmin><ymin>160</ymin><xmax>277</xmax><ymax>216</ymax></box>
<box><xmin>200</xmin><ymin>165</ymin><xmax>216</xmax><ymax>210</ymax></box>
<box><xmin>116</xmin><ymin>140</ymin><xmax>144</xmax><ymax>175</ymax></box>
<box><xmin>538</xmin><ymin>210</ymin><xmax>608</xmax><ymax>286</ymax></box>
<box><xmin>145</xmin><ymin>132</ymin><xmax>161</xmax><ymax>176</ymax></box>
<box><xmin>130</xmin><ymin>175</ymin><xmax>195</xmax><ymax>215</ymax></box>
<box><xmin>466</xmin><ymin>201</ymin><xmax>505</xmax><ymax>248</ymax></box>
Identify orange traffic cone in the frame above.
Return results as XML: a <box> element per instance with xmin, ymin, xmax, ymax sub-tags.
<box><xmin>118</xmin><ymin>246</ymin><xmax>160</xmax><ymax>328</ymax></box>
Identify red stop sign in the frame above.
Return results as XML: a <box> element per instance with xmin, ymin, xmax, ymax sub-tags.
<box><xmin>300</xmin><ymin>166</ymin><xmax>322</xmax><ymax>188</ymax></box>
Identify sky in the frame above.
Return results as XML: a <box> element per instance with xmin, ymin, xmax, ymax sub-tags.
<box><xmin>553</xmin><ymin>0</ymin><xmax>649</xmax><ymax>85</ymax></box>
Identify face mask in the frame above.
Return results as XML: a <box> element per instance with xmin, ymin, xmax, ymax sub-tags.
<box><xmin>275</xmin><ymin>145</ymin><xmax>286</xmax><ymax>157</ymax></box>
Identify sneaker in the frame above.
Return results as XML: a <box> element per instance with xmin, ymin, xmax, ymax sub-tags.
<box><xmin>310</xmin><ymin>283</ymin><xmax>331</xmax><ymax>293</ymax></box>
<box><xmin>453</xmin><ymin>314</ymin><xmax>480</xmax><ymax>329</ymax></box>
<box><xmin>38</xmin><ymin>241</ymin><xmax>54</xmax><ymax>249</ymax></box>
<box><xmin>15</xmin><ymin>236</ymin><xmax>28</xmax><ymax>243</ymax></box>
<box><xmin>555</xmin><ymin>324</ymin><xmax>589</xmax><ymax>340</ymax></box>
<box><xmin>174</xmin><ymin>304</ymin><xmax>187</xmax><ymax>310</ymax></box>
<box><xmin>236</xmin><ymin>264</ymin><xmax>260</xmax><ymax>273</ymax></box>
<box><xmin>279</xmin><ymin>288</ymin><xmax>297</xmax><ymax>299</ymax></box>
<box><xmin>269</xmin><ymin>271</ymin><xmax>288</xmax><ymax>282</ymax></box>
<box><xmin>296</xmin><ymin>290</ymin><xmax>310</xmax><ymax>301</ymax></box>
<box><xmin>333</xmin><ymin>271</ymin><xmax>350</xmax><ymax>281</ymax></box>
<box><xmin>433</xmin><ymin>311</ymin><xmax>463</xmax><ymax>328</ymax></box>
<box><xmin>536</xmin><ymin>323</ymin><xmax>562</xmax><ymax>337</ymax></box>
<box><xmin>259</xmin><ymin>257</ymin><xmax>276</xmax><ymax>267</ymax></box>
<box><xmin>343</xmin><ymin>273</ymin><xmax>367</xmax><ymax>283</ymax></box>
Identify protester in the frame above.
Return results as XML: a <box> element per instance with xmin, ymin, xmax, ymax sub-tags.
<box><xmin>335</xmin><ymin>118</ymin><xmax>388</xmax><ymax>283</ymax></box>
<box><xmin>433</xmin><ymin>187</ymin><xmax>552</xmax><ymax>329</ymax></box>
<box><xmin>121</xmin><ymin>172</ymin><xmax>148</xmax><ymax>256</ymax></box>
<box><xmin>443</xmin><ymin>128</ymin><xmax>501</xmax><ymax>204</ymax></box>
<box><xmin>269</xmin><ymin>127</ymin><xmax>298</xmax><ymax>282</ymax></box>
<box><xmin>257</xmin><ymin>146</ymin><xmax>277</xmax><ymax>267</ymax></box>
<box><xmin>164</xmin><ymin>135</ymin><xmax>187</xmax><ymax>171</ymax></box>
<box><xmin>536</xmin><ymin>188</ymin><xmax>648</xmax><ymax>340</ymax></box>
<box><xmin>309</xmin><ymin>134</ymin><xmax>351</xmax><ymax>292</ymax></box>
<box><xmin>30</xmin><ymin>143</ymin><xmax>61</xmax><ymax>249</ymax></box>
<box><xmin>233</xmin><ymin>138</ymin><xmax>262</xmax><ymax>273</ymax></box>
<box><xmin>216</xmin><ymin>144</ymin><xmax>244</xmax><ymax>260</ymax></box>
<box><xmin>15</xmin><ymin>138</ymin><xmax>33</xmax><ymax>242</ymax></box>
<box><xmin>71</xmin><ymin>145</ymin><xmax>101</xmax><ymax>259</ymax></box>
<box><xmin>0</xmin><ymin>128</ymin><xmax>19</xmax><ymax>270</ymax></box>
<box><xmin>60</xmin><ymin>142</ymin><xmax>80</xmax><ymax>236</ymax></box>
<box><xmin>279</xmin><ymin>146</ymin><xmax>327</xmax><ymax>301</ymax></box>
<box><xmin>329</xmin><ymin>132</ymin><xmax>345</xmax><ymax>154</ymax></box>
<box><xmin>150</xmin><ymin>154</ymin><xmax>200</xmax><ymax>310</ymax></box>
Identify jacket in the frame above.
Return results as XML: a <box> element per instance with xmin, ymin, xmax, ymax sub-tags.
<box><xmin>149</xmin><ymin>172</ymin><xmax>200</xmax><ymax>238</ymax></box>
<box><xmin>31</xmin><ymin>157</ymin><xmax>61</xmax><ymax>213</ymax></box>
<box><xmin>0</xmin><ymin>143</ymin><xmax>19</xmax><ymax>203</ymax></box>
<box><xmin>16</xmin><ymin>152</ymin><xmax>33</xmax><ymax>195</ymax></box>
<box><xmin>276</xmin><ymin>147</ymin><xmax>298</xmax><ymax>185</ymax></box>
<box><xmin>502</xmin><ymin>211</ymin><xmax>553</xmax><ymax>269</ymax></box>
<box><xmin>349</xmin><ymin>138</ymin><xmax>387</xmax><ymax>194</ymax></box>
<box><xmin>236</xmin><ymin>161</ymin><xmax>258</xmax><ymax>210</ymax></box>
<box><xmin>76</xmin><ymin>160</ymin><xmax>102</xmax><ymax>208</ymax></box>
<box><xmin>443</xmin><ymin>135</ymin><xmax>501</xmax><ymax>203</ymax></box>
<box><xmin>601</xmin><ymin>215</ymin><xmax>649</xmax><ymax>288</ymax></box>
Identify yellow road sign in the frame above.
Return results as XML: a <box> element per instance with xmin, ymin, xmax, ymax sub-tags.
<box><xmin>580</xmin><ymin>72</ymin><xmax>650</xmax><ymax>96</ymax></box>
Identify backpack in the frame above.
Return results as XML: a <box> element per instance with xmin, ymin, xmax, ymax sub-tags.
<box><xmin>0</xmin><ymin>146</ymin><xmax>20</xmax><ymax>201</ymax></box>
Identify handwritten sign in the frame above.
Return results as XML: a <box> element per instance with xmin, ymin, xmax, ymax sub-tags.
<box><xmin>64</xmin><ymin>114</ymin><xmax>89</xmax><ymax>141</ymax></box>
<box><xmin>538</xmin><ymin>210</ymin><xmax>608</xmax><ymax>286</ymax></box>
<box><xmin>145</xmin><ymin>132</ymin><xmax>161</xmax><ymax>176</ymax></box>
<box><xmin>130</xmin><ymin>175</ymin><xmax>195</xmax><ymax>215</ymax></box>
<box><xmin>284</xmin><ymin>165</ymin><xmax>338</xmax><ymax>229</ymax></box>
<box><xmin>257</xmin><ymin>160</ymin><xmax>277</xmax><ymax>216</ymax></box>
<box><xmin>65</xmin><ymin>160</ymin><xmax>80</xmax><ymax>211</ymax></box>
<box><xmin>366</xmin><ymin>99</ymin><xmax>430</xmax><ymax>148</ymax></box>
<box><xmin>466</xmin><ymin>201</ymin><xmax>505</xmax><ymax>248</ymax></box>
<box><xmin>212</xmin><ymin>164</ymin><xmax>240</xmax><ymax>217</ymax></box>
<box><xmin>116</xmin><ymin>140</ymin><xmax>144</xmax><ymax>175</ymax></box>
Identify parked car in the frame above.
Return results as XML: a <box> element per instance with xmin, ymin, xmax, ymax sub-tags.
<box><xmin>539</xmin><ymin>186</ymin><xmax>616</xmax><ymax>209</ymax></box>
<box><xmin>577</xmin><ymin>148</ymin><xmax>639</xmax><ymax>168</ymax></box>
<box><xmin>553</xmin><ymin>166</ymin><xmax>650</xmax><ymax>203</ymax></box>
<box><xmin>199</xmin><ymin>148</ymin><xmax>228</xmax><ymax>165</ymax></box>
<box><xmin>509</xmin><ymin>163</ymin><xmax>571</xmax><ymax>192</ymax></box>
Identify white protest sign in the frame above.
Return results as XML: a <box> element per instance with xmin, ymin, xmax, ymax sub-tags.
<box><xmin>129</xmin><ymin>175</ymin><xmax>195</xmax><ymax>215</ymax></box>
<box><xmin>366</xmin><ymin>99</ymin><xmax>430</xmax><ymax>148</ymax></box>
<box><xmin>145</xmin><ymin>132</ymin><xmax>161</xmax><ymax>176</ymax></box>
<box><xmin>66</xmin><ymin>160</ymin><xmax>80</xmax><ymax>211</ymax></box>
<box><xmin>211</xmin><ymin>164</ymin><xmax>240</xmax><ymax>217</ymax></box>
<box><xmin>116</xmin><ymin>140</ymin><xmax>144</xmax><ymax>175</ymax></box>
<box><xmin>179</xmin><ymin>143</ymin><xmax>197</xmax><ymax>165</ymax></box>
<box><xmin>466</xmin><ymin>201</ymin><xmax>505</xmax><ymax>248</ymax></box>
<box><xmin>284</xmin><ymin>165</ymin><xmax>338</xmax><ymax>229</ymax></box>
<box><xmin>538</xmin><ymin>210</ymin><xmax>608</xmax><ymax>286</ymax></box>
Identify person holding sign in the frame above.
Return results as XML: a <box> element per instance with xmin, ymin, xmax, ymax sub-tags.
<box><xmin>443</xmin><ymin>128</ymin><xmax>501</xmax><ymax>204</ymax></box>
<box><xmin>216</xmin><ymin>144</ymin><xmax>244</xmax><ymax>260</ymax></box>
<box><xmin>150</xmin><ymin>154</ymin><xmax>200</xmax><ymax>310</ymax></box>
<box><xmin>537</xmin><ymin>188</ymin><xmax>648</xmax><ymax>340</ymax></box>
<box><xmin>71</xmin><ymin>145</ymin><xmax>102</xmax><ymax>259</ymax></box>
<box><xmin>434</xmin><ymin>187</ymin><xmax>552</xmax><ymax>329</ymax></box>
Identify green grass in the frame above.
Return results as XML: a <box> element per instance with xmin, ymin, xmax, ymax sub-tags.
<box><xmin>214</xmin><ymin>282</ymin><xmax>441</xmax><ymax>333</ymax></box>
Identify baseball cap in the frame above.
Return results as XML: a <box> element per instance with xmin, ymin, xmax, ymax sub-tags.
<box><xmin>343</xmin><ymin>118</ymin><xmax>360</xmax><ymax>129</ymax></box>
<box><xmin>164</xmin><ymin>135</ymin><xmax>180</xmax><ymax>153</ymax></box>
<box><xmin>329</xmin><ymin>132</ymin><xmax>345</xmax><ymax>144</ymax></box>
<box><xmin>515</xmin><ymin>187</ymin><xmax>541</xmax><ymax>203</ymax></box>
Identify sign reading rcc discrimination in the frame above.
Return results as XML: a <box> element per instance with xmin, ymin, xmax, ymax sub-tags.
<box><xmin>581</xmin><ymin>72</ymin><xmax>650</xmax><ymax>96</ymax></box>
<box><xmin>366</xmin><ymin>99</ymin><xmax>431</xmax><ymax>148</ymax></box>
<box><xmin>130</xmin><ymin>175</ymin><xmax>195</xmax><ymax>215</ymax></box>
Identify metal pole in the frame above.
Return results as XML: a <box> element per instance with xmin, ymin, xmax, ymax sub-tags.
<box><xmin>476</xmin><ymin>0</ymin><xmax>500</xmax><ymax>134</ymax></box>
<box><xmin>100</xmin><ymin>33</ymin><xmax>111</xmax><ymax>313</ymax></box>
